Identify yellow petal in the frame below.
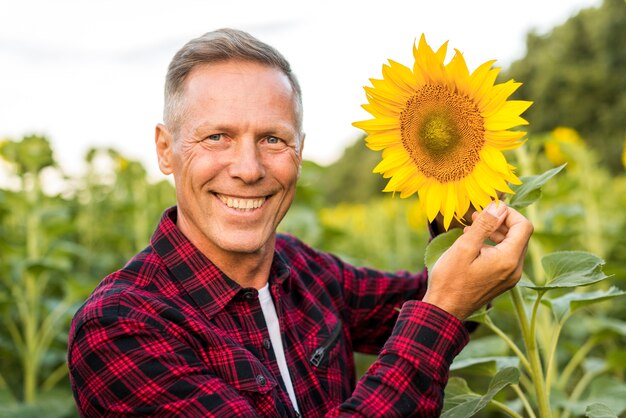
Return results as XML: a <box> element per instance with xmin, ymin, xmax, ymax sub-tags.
<box><xmin>362</xmin><ymin>101</ymin><xmax>400</xmax><ymax>118</ymax></box>
<box><xmin>382</xmin><ymin>61</ymin><xmax>417</xmax><ymax>95</ymax></box>
<box><xmin>473</xmin><ymin>162</ymin><xmax>514</xmax><ymax>194</ymax></box>
<box><xmin>442</xmin><ymin>183</ymin><xmax>456</xmax><ymax>230</ymax></box>
<box><xmin>479</xmin><ymin>80</ymin><xmax>522</xmax><ymax>116</ymax></box>
<box><xmin>464</xmin><ymin>174</ymin><xmax>493</xmax><ymax>210</ymax></box>
<box><xmin>414</xmin><ymin>34</ymin><xmax>446</xmax><ymax>84</ymax></box>
<box><xmin>364</xmin><ymin>86</ymin><xmax>408</xmax><ymax>110</ymax></box>
<box><xmin>399</xmin><ymin>173</ymin><xmax>427</xmax><ymax>198</ymax></box>
<box><xmin>370</xmin><ymin>77</ymin><xmax>411</xmax><ymax>99</ymax></box>
<box><xmin>373</xmin><ymin>147</ymin><xmax>411</xmax><ymax>174</ymax></box>
<box><xmin>469</xmin><ymin>60</ymin><xmax>498</xmax><ymax>96</ymax></box>
<box><xmin>419</xmin><ymin>180</ymin><xmax>443</xmax><ymax>222</ymax></box>
<box><xmin>484</xmin><ymin>101</ymin><xmax>532</xmax><ymax>130</ymax></box>
<box><xmin>365</xmin><ymin>131</ymin><xmax>402</xmax><ymax>151</ymax></box>
<box><xmin>484</xmin><ymin>130</ymin><xmax>527</xmax><ymax>150</ymax></box>
<box><xmin>353</xmin><ymin>117</ymin><xmax>400</xmax><ymax>133</ymax></box>
<box><xmin>445</xmin><ymin>49</ymin><xmax>470</xmax><ymax>93</ymax></box>
<box><xmin>389</xmin><ymin>59</ymin><xmax>425</xmax><ymax>87</ymax></box>
<box><xmin>480</xmin><ymin>147</ymin><xmax>510</xmax><ymax>175</ymax></box>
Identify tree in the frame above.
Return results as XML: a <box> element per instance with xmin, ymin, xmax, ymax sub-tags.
<box><xmin>505</xmin><ymin>0</ymin><xmax>626</xmax><ymax>171</ymax></box>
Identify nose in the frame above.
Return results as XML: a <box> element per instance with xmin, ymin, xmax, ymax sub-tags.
<box><xmin>228</xmin><ymin>139</ymin><xmax>266</xmax><ymax>183</ymax></box>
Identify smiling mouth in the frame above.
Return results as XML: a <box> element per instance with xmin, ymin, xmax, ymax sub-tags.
<box><xmin>216</xmin><ymin>194</ymin><xmax>267</xmax><ymax>210</ymax></box>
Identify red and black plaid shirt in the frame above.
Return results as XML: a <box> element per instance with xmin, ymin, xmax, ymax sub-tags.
<box><xmin>68</xmin><ymin>207</ymin><xmax>469</xmax><ymax>417</ymax></box>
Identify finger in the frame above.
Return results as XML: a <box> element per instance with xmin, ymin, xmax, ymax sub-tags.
<box><xmin>498</xmin><ymin>206</ymin><xmax>534</xmax><ymax>250</ymax></box>
<box><xmin>489</xmin><ymin>230</ymin><xmax>506</xmax><ymax>244</ymax></box>
<box><xmin>456</xmin><ymin>202</ymin><xmax>508</xmax><ymax>258</ymax></box>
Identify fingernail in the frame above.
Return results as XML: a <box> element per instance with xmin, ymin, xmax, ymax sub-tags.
<box><xmin>486</xmin><ymin>201</ymin><xmax>507</xmax><ymax>217</ymax></box>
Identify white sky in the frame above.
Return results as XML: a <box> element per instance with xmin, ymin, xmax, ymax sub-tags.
<box><xmin>0</xmin><ymin>0</ymin><xmax>601</xmax><ymax>181</ymax></box>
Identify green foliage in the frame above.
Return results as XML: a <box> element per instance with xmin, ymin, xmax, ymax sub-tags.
<box><xmin>0</xmin><ymin>136</ymin><xmax>175</xmax><ymax>416</ymax></box>
<box><xmin>426</xmin><ymin>142</ymin><xmax>626</xmax><ymax>417</ymax></box>
<box><xmin>312</xmin><ymin>135</ymin><xmax>388</xmax><ymax>206</ymax></box>
<box><xmin>505</xmin><ymin>0</ymin><xmax>626</xmax><ymax>172</ymax></box>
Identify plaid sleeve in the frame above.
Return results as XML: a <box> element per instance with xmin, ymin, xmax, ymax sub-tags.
<box><xmin>330</xmin><ymin>301</ymin><xmax>469</xmax><ymax>417</ymax></box>
<box><xmin>337</xmin><ymin>259</ymin><xmax>429</xmax><ymax>354</ymax></box>
<box><xmin>68</xmin><ymin>314</ymin><xmax>263</xmax><ymax>417</ymax></box>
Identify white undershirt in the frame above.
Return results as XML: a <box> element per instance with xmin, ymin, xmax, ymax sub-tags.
<box><xmin>258</xmin><ymin>284</ymin><xmax>300</xmax><ymax>413</ymax></box>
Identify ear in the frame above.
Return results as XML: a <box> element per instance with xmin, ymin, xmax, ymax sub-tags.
<box><xmin>297</xmin><ymin>133</ymin><xmax>305</xmax><ymax>178</ymax></box>
<box><xmin>155</xmin><ymin>124</ymin><xmax>174</xmax><ymax>175</ymax></box>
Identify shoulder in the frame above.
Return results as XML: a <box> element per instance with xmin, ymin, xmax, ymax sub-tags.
<box><xmin>275</xmin><ymin>233</ymin><xmax>345</xmax><ymax>275</ymax></box>
<box><xmin>69</xmin><ymin>246</ymin><xmax>172</xmax><ymax>336</ymax></box>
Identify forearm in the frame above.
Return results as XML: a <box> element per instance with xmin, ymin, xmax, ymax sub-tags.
<box><xmin>330</xmin><ymin>301</ymin><xmax>469</xmax><ymax>417</ymax></box>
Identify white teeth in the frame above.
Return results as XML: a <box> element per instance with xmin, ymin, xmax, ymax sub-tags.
<box><xmin>218</xmin><ymin>194</ymin><xmax>265</xmax><ymax>210</ymax></box>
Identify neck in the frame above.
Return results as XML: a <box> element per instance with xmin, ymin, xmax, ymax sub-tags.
<box><xmin>213</xmin><ymin>249</ymin><xmax>273</xmax><ymax>289</ymax></box>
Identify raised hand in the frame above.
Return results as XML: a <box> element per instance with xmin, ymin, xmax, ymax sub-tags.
<box><xmin>423</xmin><ymin>202</ymin><xmax>533</xmax><ymax>320</ymax></box>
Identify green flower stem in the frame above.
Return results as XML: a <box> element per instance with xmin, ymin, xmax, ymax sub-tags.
<box><xmin>512</xmin><ymin>383</ymin><xmax>538</xmax><ymax>418</ymax></box>
<box><xmin>22</xmin><ymin>172</ymin><xmax>44</xmax><ymax>404</ymax></box>
<box><xmin>556</xmin><ymin>335</ymin><xmax>600</xmax><ymax>390</ymax></box>
<box><xmin>544</xmin><ymin>318</ymin><xmax>566</xmax><ymax>392</ymax></box>
<box><xmin>511</xmin><ymin>286</ymin><xmax>552</xmax><ymax>418</ymax></box>
<box><xmin>490</xmin><ymin>399</ymin><xmax>524</xmax><ymax>418</ymax></box>
<box><xmin>484</xmin><ymin>316</ymin><xmax>531</xmax><ymax>372</ymax></box>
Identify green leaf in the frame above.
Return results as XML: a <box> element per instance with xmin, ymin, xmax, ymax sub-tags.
<box><xmin>541</xmin><ymin>287</ymin><xmax>626</xmax><ymax>322</ymax></box>
<box><xmin>558</xmin><ymin>377</ymin><xmax>626</xmax><ymax>416</ymax></box>
<box><xmin>465</xmin><ymin>306</ymin><xmax>490</xmax><ymax>324</ymax></box>
<box><xmin>508</xmin><ymin>164</ymin><xmax>566</xmax><ymax>209</ymax></box>
<box><xmin>450</xmin><ymin>356</ymin><xmax>519</xmax><ymax>374</ymax></box>
<box><xmin>441</xmin><ymin>367</ymin><xmax>520</xmax><ymax>418</ymax></box>
<box><xmin>585</xmin><ymin>403</ymin><xmax>618</xmax><ymax>418</ymax></box>
<box><xmin>445</xmin><ymin>377</ymin><xmax>475</xmax><ymax>398</ymax></box>
<box><xmin>456</xmin><ymin>336</ymin><xmax>509</xmax><ymax>360</ymax></box>
<box><xmin>519</xmin><ymin>251</ymin><xmax>608</xmax><ymax>290</ymax></box>
<box><xmin>424</xmin><ymin>229</ymin><xmax>462</xmax><ymax>272</ymax></box>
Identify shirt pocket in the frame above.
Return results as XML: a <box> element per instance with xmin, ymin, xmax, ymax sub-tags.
<box><xmin>208</xmin><ymin>347</ymin><xmax>278</xmax><ymax>396</ymax></box>
<box><xmin>307</xmin><ymin>319</ymin><xmax>351</xmax><ymax>401</ymax></box>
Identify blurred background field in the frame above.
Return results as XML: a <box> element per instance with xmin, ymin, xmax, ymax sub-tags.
<box><xmin>1</xmin><ymin>0</ymin><xmax>625</xmax><ymax>416</ymax></box>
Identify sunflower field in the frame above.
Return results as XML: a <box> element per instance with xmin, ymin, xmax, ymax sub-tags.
<box><xmin>1</xmin><ymin>0</ymin><xmax>625</xmax><ymax>417</ymax></box>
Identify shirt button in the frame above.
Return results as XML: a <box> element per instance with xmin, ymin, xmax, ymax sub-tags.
<box><xmin>242</xmin><ymin>290</ymin><xmax>256</xmax><ymax>300</ymax></box>
<box><xmin>263</xmin><ymin>339</ymin><xmax>271</xmax><ymax>350</ymax></box>
<box><xmin>256</xmin><ymin>375</ymin><xmax>267</xmax><ymax>387</ymax></box>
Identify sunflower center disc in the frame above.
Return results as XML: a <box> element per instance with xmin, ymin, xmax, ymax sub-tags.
<box><xmin>400</xmin><ymin>84</ymin><xmax>485</xmax><ymax>183</ymax></box>
<box><xmin>420</xmin><ymin>111</ymin><xmax>458</xmax><ymax>155</ymax></box>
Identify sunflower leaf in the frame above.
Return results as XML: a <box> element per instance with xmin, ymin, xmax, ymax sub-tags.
<box><xmin>424</xmin><ymin>229</ymin><xmax>463</xmax><ymax>273</ymax></box>
<box><xmin>441</xmin><ymin>367</ymin><xmax>520</xmax><ymax>418</ymax></box>
<box><xmin>518</xmin><ymin>251</ymin><xmax>609</xmax><ymax>290</ymax></box>
<box><xmin>540</xmin><ymin>287</ymin><xmax>626</xmax><ymax>322</ymax></box>
<box><xmin>508</xmin><ymin>164</ymin><xmax>566</xmax><ymax>209</ymax></box>
<box><xmin>450</xmin><ymin>356</ymin><xmax>519</xmax><ymax>374</ymax></box>
<box><xmin>585</xmin><ymin>403</ymin><xmax>618</xmax><ymax>418</ymax></box>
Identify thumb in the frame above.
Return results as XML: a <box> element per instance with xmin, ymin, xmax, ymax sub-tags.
<box><xmin>459</xmin><ymin>202</ymin><xmax>508</xmax><ymax>254</ymax></box>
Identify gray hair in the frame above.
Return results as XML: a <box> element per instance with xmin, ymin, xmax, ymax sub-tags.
<box><xmin>163</xmin><ymin>28</ymin><xmax>303</xmax><ymax>136</ymax></box>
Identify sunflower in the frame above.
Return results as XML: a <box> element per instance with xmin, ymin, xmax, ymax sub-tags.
<box><xmin>353</xmin><ymin>35</ymin><xmax>532</xmax><ymax>230</ymax></box>
<box><xmin>544</xmin><ymin>127</ymin><xmax>585</xmax><ymax>166</ymax></box>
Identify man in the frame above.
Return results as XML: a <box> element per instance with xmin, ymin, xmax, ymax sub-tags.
<box><xmin>68</xmin><ymin>28</ymin><xmax>533</xmax><ymax>417</ymax></box>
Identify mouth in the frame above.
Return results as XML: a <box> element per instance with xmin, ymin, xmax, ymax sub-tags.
<box><xmin>216</xmin><ymin>193</ymin><xmax>267</xmax><ymax>210</ymax></box>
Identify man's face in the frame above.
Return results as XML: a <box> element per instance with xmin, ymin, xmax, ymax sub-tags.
<box><xmin>156</xmin><ymin>60</ymin><xmax>303</xmax><ymax>264</ymax></box>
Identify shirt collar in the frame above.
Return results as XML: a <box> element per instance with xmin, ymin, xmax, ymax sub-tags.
<box><xmin>150</xmin><ymin>206</ymin><xmax>240</xmax><ymax>319</ymax></box>
<box><xmin>150</xmin><ymin>207</ymin><xmax>294</xmax><ymax>318</ymax></box>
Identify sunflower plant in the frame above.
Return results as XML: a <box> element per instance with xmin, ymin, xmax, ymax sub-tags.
<box><xmin>355</xmin><ymin>36</ymin><xmax>626</xmax><ymax>418</ymax></box>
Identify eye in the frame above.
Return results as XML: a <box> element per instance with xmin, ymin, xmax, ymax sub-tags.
<box><xmin>266</xmin><ymin>136</ymin><xmax>281</xmax><ymax>144</ymax></box>
<box><xmin>206</xmin><ymin>134</ymin><xmax>222</xmax><ymax>141</ymax></box>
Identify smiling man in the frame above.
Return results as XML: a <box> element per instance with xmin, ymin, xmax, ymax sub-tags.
<box><xmin>68</xmin><ymin>28</ymin><xmax>533</xmax><ymax>417</ymax></box>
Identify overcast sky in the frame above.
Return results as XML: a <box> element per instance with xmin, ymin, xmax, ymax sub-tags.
<box><xmin>0</xmin><ymin>0</ymin><xmax>601</xmax><ymax>181</ymax></box>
